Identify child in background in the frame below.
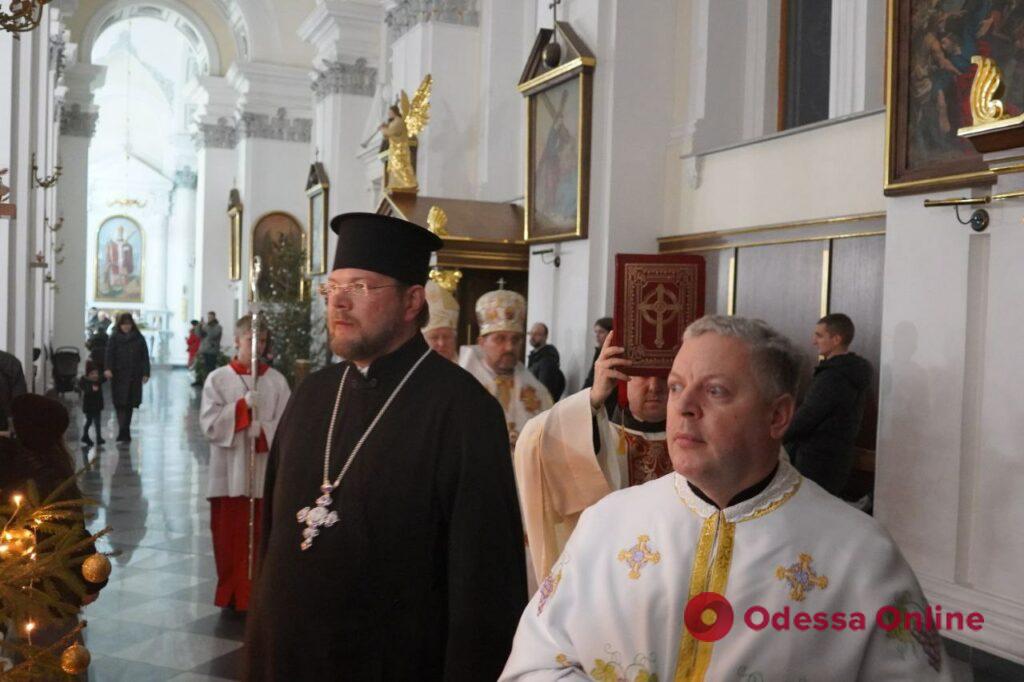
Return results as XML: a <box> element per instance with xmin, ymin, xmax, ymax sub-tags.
<box><xmin>79</xmin><ymin>365</ymin><xmax>104</xmax><ymax>446</ymax></box>
<box><xmin>187</xmin><ymin>319</ymin><xmax>201</xmax><ymax>368</ymax></box>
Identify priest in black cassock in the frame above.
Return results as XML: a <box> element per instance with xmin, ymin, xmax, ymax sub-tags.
<box><xmin>244</xmin><ymin>213</ymin><xmax>528</xmax><ymax>680</ymax></box>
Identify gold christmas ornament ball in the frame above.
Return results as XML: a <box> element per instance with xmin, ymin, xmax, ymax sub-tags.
<box><xmin>82</xmin><ymin>553</ymin><xmax>112</xmax><ymax>583</ymax></box>
<box><xmin>60</xmin><ymin>643</ymin><xmax>91</xmax><ymax>674</ymax></box>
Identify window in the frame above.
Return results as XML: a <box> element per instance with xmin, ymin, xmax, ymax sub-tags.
<box><xmin>779</xmin><ymin>0</ymin><xmax>831</xmax><ymax>130</ymax></box>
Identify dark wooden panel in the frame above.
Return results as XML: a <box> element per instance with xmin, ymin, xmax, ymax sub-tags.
<box><xmin>829</xmin><ymin>235</ymin><xmax>885</xmax><ymax>450</ymax></box>
<box><xmin>735</xmin><ymin>241</ymin><xmax>823</xmax><ymax>367</ymax></box>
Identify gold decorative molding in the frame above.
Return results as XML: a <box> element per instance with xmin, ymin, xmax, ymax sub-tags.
<box><xmin>958</xmin><ymin>56</ymin><xmax>1024</xmax><ymax>140</ymax></box>
<box><xmin>969</xmin><ymin>56</ymin><xmax>1006</xmax><ymax>125</ymax></box>
<box><xmin>429</xmin><ymin>267</ymin><xmax>461</xmax><ymax>293</ymax></box>
<box><xmin>427</xmin><ymin>206</ymin><xmax>449</xmax><ymax>236</ymax></box>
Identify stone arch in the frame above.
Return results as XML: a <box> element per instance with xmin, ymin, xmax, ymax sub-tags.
<box><xmin>81</xmin><ymin>0</ymin><xmax>228</xmax><ymax>74</ymax></box>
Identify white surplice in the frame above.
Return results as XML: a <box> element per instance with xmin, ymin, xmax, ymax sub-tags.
<box><xmin>501</xmin><ymin>458</ymin><xmax>954</xmax><ymax>682</ymax></box>
<box><xmin>514</xmin><ymin>389</ymin><xmax>670</xmax><ymax>584</ymax></box>
<box><xmin>459</xmin><ymin>344</ymin><xmax>553</xmax><ymax>444</ymax></box>
<box><xmin>200</xmin><ymin>364</ymin><xmax>291</xmax><ymax>499</ymax></box>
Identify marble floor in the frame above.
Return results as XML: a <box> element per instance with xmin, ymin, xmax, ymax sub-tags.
<box><xmin>70</xmin><ymin>367</ymin><xmax>244</xmax><ymax>681</ymax></box>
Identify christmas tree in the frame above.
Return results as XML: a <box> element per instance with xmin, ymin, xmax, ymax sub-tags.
<box><xmin>0</xmin><ymin>477</ymin><xmax>112</xmax><ymax>679</ymax></box>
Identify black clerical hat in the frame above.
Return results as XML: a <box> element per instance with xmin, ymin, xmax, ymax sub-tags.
<box><xmin>330</xmin><ymin>212</ymin><xmax>444</xmax><ymax>285</ymax></box>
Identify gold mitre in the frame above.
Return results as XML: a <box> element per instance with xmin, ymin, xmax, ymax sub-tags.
<box><xmin>475</xmin><ymin>288</ymin><xmax>526</xmax><ymax>336</ymax></box>
<box><xmin>423</xmin><ymin>280</ymin><xmax>459</xmax><ymax>332</ymax></box>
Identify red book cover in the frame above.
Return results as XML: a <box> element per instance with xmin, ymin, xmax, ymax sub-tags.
<box><xmin>613</xmin><ymin>253</ymin><xmax>706</xmax><ymax>377</ymax></box>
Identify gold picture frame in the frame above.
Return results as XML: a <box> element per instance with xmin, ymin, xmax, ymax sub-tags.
<box><xmin>883</xmin><ymin>0</ymin><xmax>995</xmax><ymax>195</ymax></box>
<box><xmin>228</xmin><ymin>188</ymin><xmax>243</xmax><ymax>281</ymax></box>
<box><xmin>519</xmin><ymin>21</ymin><xmax>595</xmax><ymax>244</ymax></box>
<box><xmin>305</xmin><ymin>162</ymin><xmax>330</xmax><ymax>275</ymax></box>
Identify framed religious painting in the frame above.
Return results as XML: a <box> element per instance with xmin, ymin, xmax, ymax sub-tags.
<box><xmin>251</xmin><ymin>211</ymin><xmax>305</xmax><ymax>300</ymax></box>
<box><xmin>228</xmin><ymin>189</ymin><xmax>243</xmax><ymax>281</ymax></box>
<box><xmin>519</xmin><ymin>21</ymin><xmax>595</xmax><ymax>243</ymax></box>
<box><xmin>305</xmin><ymin>162</ymin><xmax>330</xmax><ymax>275</ymax></box>
<box><xmin>95</xmin><ymin>215</ymin><xmax>144</xmax><ymax>303</ymax></box>
<box><xmin>884</xmin><ymin>0</ymin><xmax>996</xmax><ymax>195</ymax></box>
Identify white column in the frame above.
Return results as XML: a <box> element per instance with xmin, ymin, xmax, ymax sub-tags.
<box><xmin>0</xmin><ymin>30</ymin><xmax>16</xmax><ymax>347</ymax></box>
<box><xmin>387</xmin><ymin>4</ymin><xmax>482</xmax><ymax>197</ymax></box>
<box><xmin>228</xmin><ymin>62</ymin><xmax>314</xmax><ymax>321</ymax></box>
<box><xmin>188</xmin><ymin>75</ymin><xmax>240</xmax><ymax>339</ymax></box>
<box><xmin>54</xmin><ymin>60</ymin><xmax>105</xmax><ymax>350</ymax></box>
<box><xmin>477</xmin><ymin>0</ymin><xmax>526</xmax><ymax>201</ymax></box>
<box><xmin>300</xmin><ymin>0</ymin><xmax>383</xmax><ymax>365</ymax></box>
<box><xmin>165</xmin><ymin>167</ymin><xmax>197</xmax><ymax>364</ymax></box>
<box><xmin>9</xmin><ymin>20</ymin><xmax>41</xmax><ymax>379</ymax></box>
<box><xmin>828</xmin><ymin>0</ymin><xmax>886</xmax><ymax>117</ymax></box>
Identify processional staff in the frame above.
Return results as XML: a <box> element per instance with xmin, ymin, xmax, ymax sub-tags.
<box><xmin>248</xmin><ymin>256</ymin><xmax>262</xmax><ymax>580</ymax></box>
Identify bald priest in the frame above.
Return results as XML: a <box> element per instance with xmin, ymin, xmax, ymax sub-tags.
<box><xmin>245</xmin><ymin>213</ymin><xmax>527</xmax><ymax>680</ymax></box>
<box><xmin>501</xmin><ymin>316</ymin><xmax>952</xmax><ymax>681</ymax></box>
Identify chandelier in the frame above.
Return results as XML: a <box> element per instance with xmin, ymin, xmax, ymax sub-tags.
<box><xmin>1</xmin><ymin>0</ymin><xmax>54</xmax><ymax>34</ymax></box>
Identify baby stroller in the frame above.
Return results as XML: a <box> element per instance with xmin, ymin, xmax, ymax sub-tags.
<box><xmin>52</xmin><ymin>346</ymin><xmax>81</xmax><ymax>396</ymax></box>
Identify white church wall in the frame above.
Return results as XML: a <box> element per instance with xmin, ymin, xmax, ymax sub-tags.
<box><xmin>390</xmin><ymin>21</ymin><xmax>482</xmax><ymax>199</ymax></box>
<box><xmin>673</xmin><ymin>112</ymin><xmax>886</xmax><ymax>236</ymax></box>
<box><xmin>878</xmin><ymin>185</ymin><xmax>1024</xmax><ymax>664</ymax></box>
<box><xmin>476</xmin><ymin>0</ymin><xmax>528</xmax><ymax>202</ymax></box>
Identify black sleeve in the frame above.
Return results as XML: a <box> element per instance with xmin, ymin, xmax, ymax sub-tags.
<box><xmin>104</xmin><ymin>338</ymin><xmax>115</xmax><ymax>372</ymax></box>
<box><xmin>258</xmin><ymin>389</ymin><xmax>295</xmax><ymax>569</ymax></box>
<box><xmin>11</xmin><ymin>358</ymin><xmax>26</xmax><ymax>398</ymax></box>
<box><xmin>784</xmin><ymin>372</ymin><xmax>852</xmax><ymax>441</ymax></box>
<box><xmin>139</xmin><ymin>337</ymin><xmax>151</xmax><ymax>378</ymax></box>
<box><xmin>533</xmin><ymin>358</ymin><xmax>558</xmax><ymax>393</ymax></box>
<box><xmin>437</xmin><ymin>389</ymin><xmax>528</xmax><ymax>681</ymax></box>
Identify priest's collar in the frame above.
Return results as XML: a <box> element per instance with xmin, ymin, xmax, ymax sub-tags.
<box><xmin>687</xmin><ymin>463</ymin><xmax>778</xmax><ymax>508</ymax></box>
<box><xmin>345</xmin><ymin>331</ymin><xmax>428</xmax><ymax>382</ymax></box>
<box><xmin>613</xmin><ymin>406</ymin><xmax>666</xmax><ymax>434</ymax></box>
<box><xmin>675</xmin><ymin>457</ymin><xmax>802</xmax><ymax>523</ymax></box>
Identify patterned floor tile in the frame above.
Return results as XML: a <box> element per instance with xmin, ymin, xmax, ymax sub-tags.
<box><xmin>111</xmin><ymin>630</ymin><xmax>242</xmax><ymax>671</ymax></box>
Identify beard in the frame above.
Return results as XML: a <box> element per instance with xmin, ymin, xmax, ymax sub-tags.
<box><xmin>328</xmin><ymin>314</ymin><xmax>402</xmax><ymax>362</ymax></box>
<box><xmin>493</xmin><ymin>352</ymin><xmax>517</xmax><ymax>375</ymax></box>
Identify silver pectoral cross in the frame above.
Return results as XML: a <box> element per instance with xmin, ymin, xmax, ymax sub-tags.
<box><xmin>296</xmin><ymin>483</ymin><xmax>339</xmax><ymax>550</ymax></box>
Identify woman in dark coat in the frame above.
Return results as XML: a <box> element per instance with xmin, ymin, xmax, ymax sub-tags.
<box><xmin>103</xmin><ymin>312</ymin><xmax>150</xmax><ymax>443</ymax></box>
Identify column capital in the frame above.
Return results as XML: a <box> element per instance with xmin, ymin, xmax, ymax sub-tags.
<box><xmin>187</xmin><ymin>76</ymin><xmax>240</xmax><ymax>150</ymax></box>
<box><xmin>385</xmin><ymin>0</ymin><xmax>479</xmax><ymax>42</ymax></box>
<box><xmin>298</xmin><ymin>0</ymin><xmax>383</xmax><ymax>65</ymax></box>
<box><xmin>227</xmin><ymin>61</ymin><xmax>314</xmax><ymax>120</ymax></box>
<box><xmin>311</xmin><ymin>58</ymin><xmax>376</xmax><ymax>100</ymax></box>
<box><xmin>174</xmin><ymin>167</ymin><xmax>199</xmax><ymax>190</ymax></box>
<box><xmin>59</xmin><ymin>61</ymin><xmax>106</xmax><ymax>137</ymax></box>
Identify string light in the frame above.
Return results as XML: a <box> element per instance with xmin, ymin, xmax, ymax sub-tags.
<box><xmin>12</xmin><ymin>494</ymin><xmax>22</xmax><ymax>506</ymax></box>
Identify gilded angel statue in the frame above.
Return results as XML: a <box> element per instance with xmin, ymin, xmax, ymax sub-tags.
<box><xmin>381</xmin><ymin>74</ymin><xmax>432</xmax><ymax>193</ymax></box>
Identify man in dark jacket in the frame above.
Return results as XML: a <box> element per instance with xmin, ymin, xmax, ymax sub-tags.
<box><xmin>784</xmin><ymin>313</ymin><xmax>872</xmax><ymax>497</ymax></box>
<box><xmin>527</xmin><ymin>322</ymin><xmax>564</xmax><ymax>400</ymax></box>
<box><xmin>199</xmin><ymin>311</ymin><xmax>223</xmax><ymax>375</ymax></box>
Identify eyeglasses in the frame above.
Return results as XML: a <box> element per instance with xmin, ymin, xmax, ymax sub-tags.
<box><xmin>318</xmin><ymin>282</ymin><xmax>403</xmax><ymax>298</ymax></box>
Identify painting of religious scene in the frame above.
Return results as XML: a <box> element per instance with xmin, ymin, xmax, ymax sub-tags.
<box><xmin>531</xmin><ymin>78</ymin><xmax>580</xmax><ymax>239</ymax></box>
<box><xmin>95</xmin><ymin>216</ymin><xmax>143</xmax><ymax>302</ymax></box>
<box><xmin>252</xmin><ymin>211</ymin><xmax>305</xmax><ymax>300</ymax></box>
<box><xmin>887</xmin><ymin>0</ymin><xmax>1023</xmax><ymax>193</ymax></box>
